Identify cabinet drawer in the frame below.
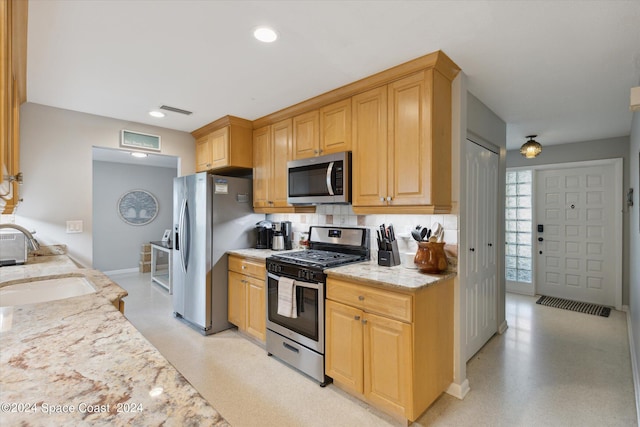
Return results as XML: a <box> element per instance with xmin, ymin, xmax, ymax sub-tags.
<box><xmin>327</xmin><ymin>278</ymin><xmax>412</xmax><ymax>323</ymax></box>
<box><xmin>228</xmin><ymin>255</ymin><xmax>265</xmax><ymax>280</ymax></box>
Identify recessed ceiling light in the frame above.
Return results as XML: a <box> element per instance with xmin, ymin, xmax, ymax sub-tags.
<box><xmin>131</xmin><ymin>152</ymin><xmax>148</xmax><ymax>158</ymax></box>
<box><xmin>149</xmin><ymin>110</ymin><xmax>165</xmax><ymax>118</ymax></box>
<box><xmin>253</xmin><ymin>26</ymin><xmax>278</xmax><ymax>43</ymax></box>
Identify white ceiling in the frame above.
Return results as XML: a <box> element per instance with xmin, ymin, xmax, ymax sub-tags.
<box><xmin>27</xmin><ymin>1</ymin><xmax>640</xmax><ymax>151</ymax></box>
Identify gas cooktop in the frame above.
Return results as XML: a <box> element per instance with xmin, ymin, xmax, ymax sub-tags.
<box><xmin>268</xmin><ymin>226</ymin><xmax>370</xmax><ymax>270</ymax></box>
<box><xmin>270</xmin><ymin>249</ymin><xmax>364</xmax><ymax>269</ymax></box>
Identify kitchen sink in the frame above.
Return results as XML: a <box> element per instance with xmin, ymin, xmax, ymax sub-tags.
<box><xmin>0</xmin><ymin>275</ymin><xmax>96</xmax><ymax>307</ymax></box>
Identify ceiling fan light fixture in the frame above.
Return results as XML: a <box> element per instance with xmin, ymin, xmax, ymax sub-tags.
<box><xmin>253</xmin><ymin>26</ymin><xmax>278</xmax><ymax>43</ymax></box>
<box><xmin>520</xmin><ymin>135</ymin><xmax>542</xmax><ymax>158</ymax></box>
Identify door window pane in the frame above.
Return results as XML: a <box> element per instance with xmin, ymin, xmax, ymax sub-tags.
<box><xmin>506</xmin><ymin>169</ymin><xmax>533</xmax><ymax>283</ymax></box>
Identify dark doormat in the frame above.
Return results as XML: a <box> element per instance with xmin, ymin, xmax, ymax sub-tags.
<box><xmin>536</xmin><ymin>295</ymin><xmax>611</xmax><ymax>317</ymax></box>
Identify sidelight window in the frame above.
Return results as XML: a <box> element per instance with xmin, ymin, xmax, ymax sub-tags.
<box><xmin>505</xmin><ymin>170</ymin><xmax>533</xmax><ymax>283</ymax></box>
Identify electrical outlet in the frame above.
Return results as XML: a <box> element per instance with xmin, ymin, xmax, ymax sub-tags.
<box><xmin>66</xmin><ymin>220</ymin><xmax>83</xmax><ymax>233</ymax></box>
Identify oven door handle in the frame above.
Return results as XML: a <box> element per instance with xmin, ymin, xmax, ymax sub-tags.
<box><xmin>268</xmin><ymin>272</ymin><xmax>322</xmax><ymax>289</ymax></box>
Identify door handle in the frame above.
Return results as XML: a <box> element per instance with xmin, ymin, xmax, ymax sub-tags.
<box><xmin>283</xmin><ymin>342</ymin><xmax>299</xmax><ymax>353</ymax></box>
<box><xmin>326</xmin><ymin>162</ymin><xmax>335</xmax><ymax>196</ymax></box>
<box><xmin>178</xmin><ymin>199</ymin><xmax>187</xmax><ymax>272</ymax></box>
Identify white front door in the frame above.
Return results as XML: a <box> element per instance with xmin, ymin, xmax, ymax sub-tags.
<box><xmin>464</xmin><ymin>140</ymin><xmax>499</xmax><ymax>361</ymax></box>
<box><xmin>535</xmin><ymin>164</ymin><xmax>618</xmax><ymax>306</ymax></box>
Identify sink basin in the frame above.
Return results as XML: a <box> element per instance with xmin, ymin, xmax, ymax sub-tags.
<box><xmin>0</xmin><ymin>276</ymin><xmax>96</xmax><ymax>307</ymax></box>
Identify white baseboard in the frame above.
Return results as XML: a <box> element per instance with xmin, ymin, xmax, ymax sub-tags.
<box><xmin>446</xmin><ymin>379</ymin><xmax>470</xmax><ymax>400</ymax></box>
<box><xmin>498</xmin><ymin>320</ymin><xmax>508</xmax><ymax>335</ymax></box>
<box><xmin>627</xmin><ymin>309</ymin><xmax>640</xmax><ymax>425</ymax></box>
<box><xmin>103</xmin><ymin>267</ymin><xmax>141</xmax><ymax>276</ymax></box>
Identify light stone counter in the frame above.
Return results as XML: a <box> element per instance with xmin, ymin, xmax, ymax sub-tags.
<box><xmin>0</xmin><ymin>254</ymin><xmax>229</xmax><ymax>426</ymax></box>
<box><xmin>227</xmin><ymin>248</ymin><xmax>302</xmax><ymax>262</ymax></box>
<box><xmin>326</xmin><ymin>261</ymin><xmax>456</xmax><ymax>290</ymax></box>
<box><xmin>227</xmin><ymin>248</ymin><xmax>456</xmax><ymax>291</ymax></box>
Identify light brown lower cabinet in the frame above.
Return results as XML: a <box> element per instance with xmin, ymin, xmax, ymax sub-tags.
<box><xmin>228</xmin><ymin>255</ymin><xmax>266</xmax><ymax>343</ymax></box>
<box><xmin>325</xmin><ymin>276</ymin><xmax>453</xmax><ymax>422</ymax></box>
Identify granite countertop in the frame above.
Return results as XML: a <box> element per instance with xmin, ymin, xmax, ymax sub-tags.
<box><xmin>326</xmin><ymin>261</ymin><xmax>456</xmax><ymax>290</ymax></box>
<box><xmin>0</xmin><ymin>253</ymin><xmax>229</xmax><ymax>426</ymax></box>
<box><xmin>228</xmin><ymin>248</ymin><xmax>456</xmax><ymax>291</ymax></box>
<box><xmin>227</xmin><ymin>247</ymin><xmax>302</xmax><ymax>261</ymax></box>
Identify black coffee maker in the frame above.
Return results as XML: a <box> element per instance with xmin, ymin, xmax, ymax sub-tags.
<box><xmin>255</xmin><ymin>220</ymin><xmax>273</xmax><ymax>249</ymax></box>
<box><xmin>281</xmin><ymin>221</ymin><xmax>293</xmax><ymax>250</ymax></box>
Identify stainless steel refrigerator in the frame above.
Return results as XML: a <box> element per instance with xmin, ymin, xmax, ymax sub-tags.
<box><xmin>172</xmin><ymin>173</ymin><xmax>263</xmax><ymax>335</ymax></box>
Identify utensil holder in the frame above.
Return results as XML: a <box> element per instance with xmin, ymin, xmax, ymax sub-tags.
<box><xmin>378</xmin><ymin>240</ymin><xmax>401</xmax><ymax>267</ymax></box>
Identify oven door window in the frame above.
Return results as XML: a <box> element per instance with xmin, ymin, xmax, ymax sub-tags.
<box><xmin>267</xmin><ymin>276</ymin><xmax>319</xmax><ymax>342</ymax></box>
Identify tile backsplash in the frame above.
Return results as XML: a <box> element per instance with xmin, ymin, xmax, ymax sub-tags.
<box><xmin>267</xmin><ymin>205</ymin><xmax>458</xmax><ymax>262</ymax></box>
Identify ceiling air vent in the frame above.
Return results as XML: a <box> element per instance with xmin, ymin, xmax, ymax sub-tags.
<box><xmin>159</xmin><ymin>105</ymin><xmax>193</xmax><ymax>115</ymax></box>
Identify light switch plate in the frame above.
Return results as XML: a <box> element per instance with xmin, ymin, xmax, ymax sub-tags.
<box><xmin>66</xmin><ymin>220</ymin><xmax>83</xmax><ymax>233</ymax></box>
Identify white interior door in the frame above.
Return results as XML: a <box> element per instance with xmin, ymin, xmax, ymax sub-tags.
<box><xmin>464</xmin><ymin>140</ymin><xmax>499</xmax><ymax>361</ymax></box>
<box><xmin>535</xmin><ymin>164</ymin><xmax>618</xmax><ymax>306</ymax></box>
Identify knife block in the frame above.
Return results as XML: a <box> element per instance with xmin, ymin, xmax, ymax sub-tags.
<box><xmin>378</xmin><ymin>240</ymin><xmax>401</xmax><ymax>267</ymax></box>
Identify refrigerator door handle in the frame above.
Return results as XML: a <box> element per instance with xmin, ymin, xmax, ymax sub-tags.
<box><xmin>178</xmin><ymin>199</ymin><xmax>188</xmax><ymax>272</ymax></box>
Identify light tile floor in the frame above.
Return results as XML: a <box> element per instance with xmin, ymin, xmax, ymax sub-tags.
<box><xmin>110</xmin><ymin>272</ymin><xmax>637</xmax><ymax>426</ymax></box>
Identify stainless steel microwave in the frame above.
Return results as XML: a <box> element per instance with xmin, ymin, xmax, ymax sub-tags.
<box><xmin>287</xmin><ymin>151</ymin><xmax>351</xmax><ymax>205</ymax></box>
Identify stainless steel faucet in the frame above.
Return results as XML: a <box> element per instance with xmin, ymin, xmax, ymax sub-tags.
<box><xmin>0</xmin><ymin>223</ymin><xmax>40</xmax><ymax>251</ymax></box>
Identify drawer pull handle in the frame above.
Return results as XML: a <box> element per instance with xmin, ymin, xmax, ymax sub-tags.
<box><xmin>362</xmin><ymin>319</ymin><xmax>368</xmax><ymax>325</ymax></box>
<box><xmin>358</xmin><ymin>295</ymin><xmax>364</xmax><ymax>301</ymax></box>
<box><xmin>283</xmin><ymin>342</ymin><xmax>299</xmax><ymax>353</ymax></box>
<box><xmin>354</xmin><ymin>315</ymin><xmax>361</xmax><ymax>321</ymax></box>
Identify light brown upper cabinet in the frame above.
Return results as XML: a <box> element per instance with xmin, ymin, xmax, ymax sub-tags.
<box><xmin>292</xmin><ymin>110</ymin><xmax>319</xmax><ymax>159</ymax></box>
<box><xmin>319</xmin><ymin>99</ymin><xmax>351</xmax><ymax>155</ymax></box>
<box><xmin>293</xmin><ymin>99</ymin><xmax>352</xmax><ymax>160</ymax></box>
<box><xmin>351</xmin><ymin>86</ymin><xmax>388</xmax><ymax>207</ymax></box>
<box><xmin>352</xmin><ymin>69</ymin><xmax>453</xmax><ymax>214</ymax></box>
<box><xmin>253</xmin><ymin>119</ymin><xmax>298</xmax><ymax>212</ymax></box>
<box><xmin>1</xmin><ymin>0</ymin><xmax>28</xmax><ymax>214</ymax></box>
<box><xmin>252</xmin><ymin>125</ymin><xmax>271</xmax><ymax>209</ymax></box>
<box><xmin>192</xmin><ymin>116</ymin><xmax>253</xmax><ymax>174</ymax></box>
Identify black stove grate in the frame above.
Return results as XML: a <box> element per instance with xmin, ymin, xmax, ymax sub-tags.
<box><xmin>270</xmin><ymin>249</ymin><xmax>364</xmax><ymax>269</ymax></box>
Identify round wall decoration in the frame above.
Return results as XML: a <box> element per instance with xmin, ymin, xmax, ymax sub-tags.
<box><xmin>117</xmin><ymin>189</ymin><xmax>158</xmax><ymax>226</ymax></box>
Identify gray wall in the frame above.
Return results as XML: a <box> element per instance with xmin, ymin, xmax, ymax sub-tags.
<box><xmin>628</xmin><ymin>108</ymin><xmax>639</xmax><ymax>418</ymax></box>
<box><xmin>92</xmin><ymin>161</ymin><xmax>176</xmax><ymax>272</ymax></box>
<box><xmin>16</xmin><ymin>103</ymin><xmax>195</xmax><ymax>267</ymax></box>
<box><xmin>506</xmin><ymin>136</ymin><xmax>631</xmax><ymax>306</ymax></box>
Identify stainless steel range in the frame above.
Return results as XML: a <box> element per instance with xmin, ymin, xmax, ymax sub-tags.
<box><xmin>266</xmin><ymin>226</ymin><xmax>370</xmax><ymax>386</ymax></box>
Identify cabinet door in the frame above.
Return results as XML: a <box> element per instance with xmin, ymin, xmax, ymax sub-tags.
<box><xmin>388</xmin><ymin>71</ymin><xmax>429</xmax><ymax>206</ymax></box>
<box><xmin>293</xmin><ymin>110</ymin><xmax>319</xmax><ymax>159</ymax></box>
<box><xmin>271</xmin><ymin>118</ymin><xmax>292</xmax><ymax>207</ymax></box>
<box><xmin>352</xmin><ymin>86</ymin><xmax>388</xmax><ymax>207</ymax></box>
<box><xmin>2</xmin><ymin>78</ymin><xmax>21</xmax><ymax>213</ymax></box>
<box><xmin>320</xmin><ymin>99</ymin><xmax>351</xmax><ymax>155</ymax></box>
<box><xmin>364</xmin><ymin>312</ymin><xmax>412</xmax><ymax>417</ymax></box>
<box><xmin>195</xmin><ymin>135</ymin><xmax>212</xmax><ymax>172</ymax></box>
<box><xmin>228</xmin><ymin>271</ymin><xmax>246</xmax><ymax>329</ymax></box>
<box><xmin>252</xmin><ymin>126</ymin><xmax>271</xmax><ymax>208</ymax></box>
<box><xmin>245</xmin><ymin>277</ymin><xmax>266</xmax><ymax>342</ymax></box>
<box><xmin>325</xmin><ymin>300</ymin><xmax>364</xmax><ymax>394</ymax></box>
<box><xmin>209</xmin><ymin>126</ymin><xmax>230</xmax><ymax>170</ymax></box>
